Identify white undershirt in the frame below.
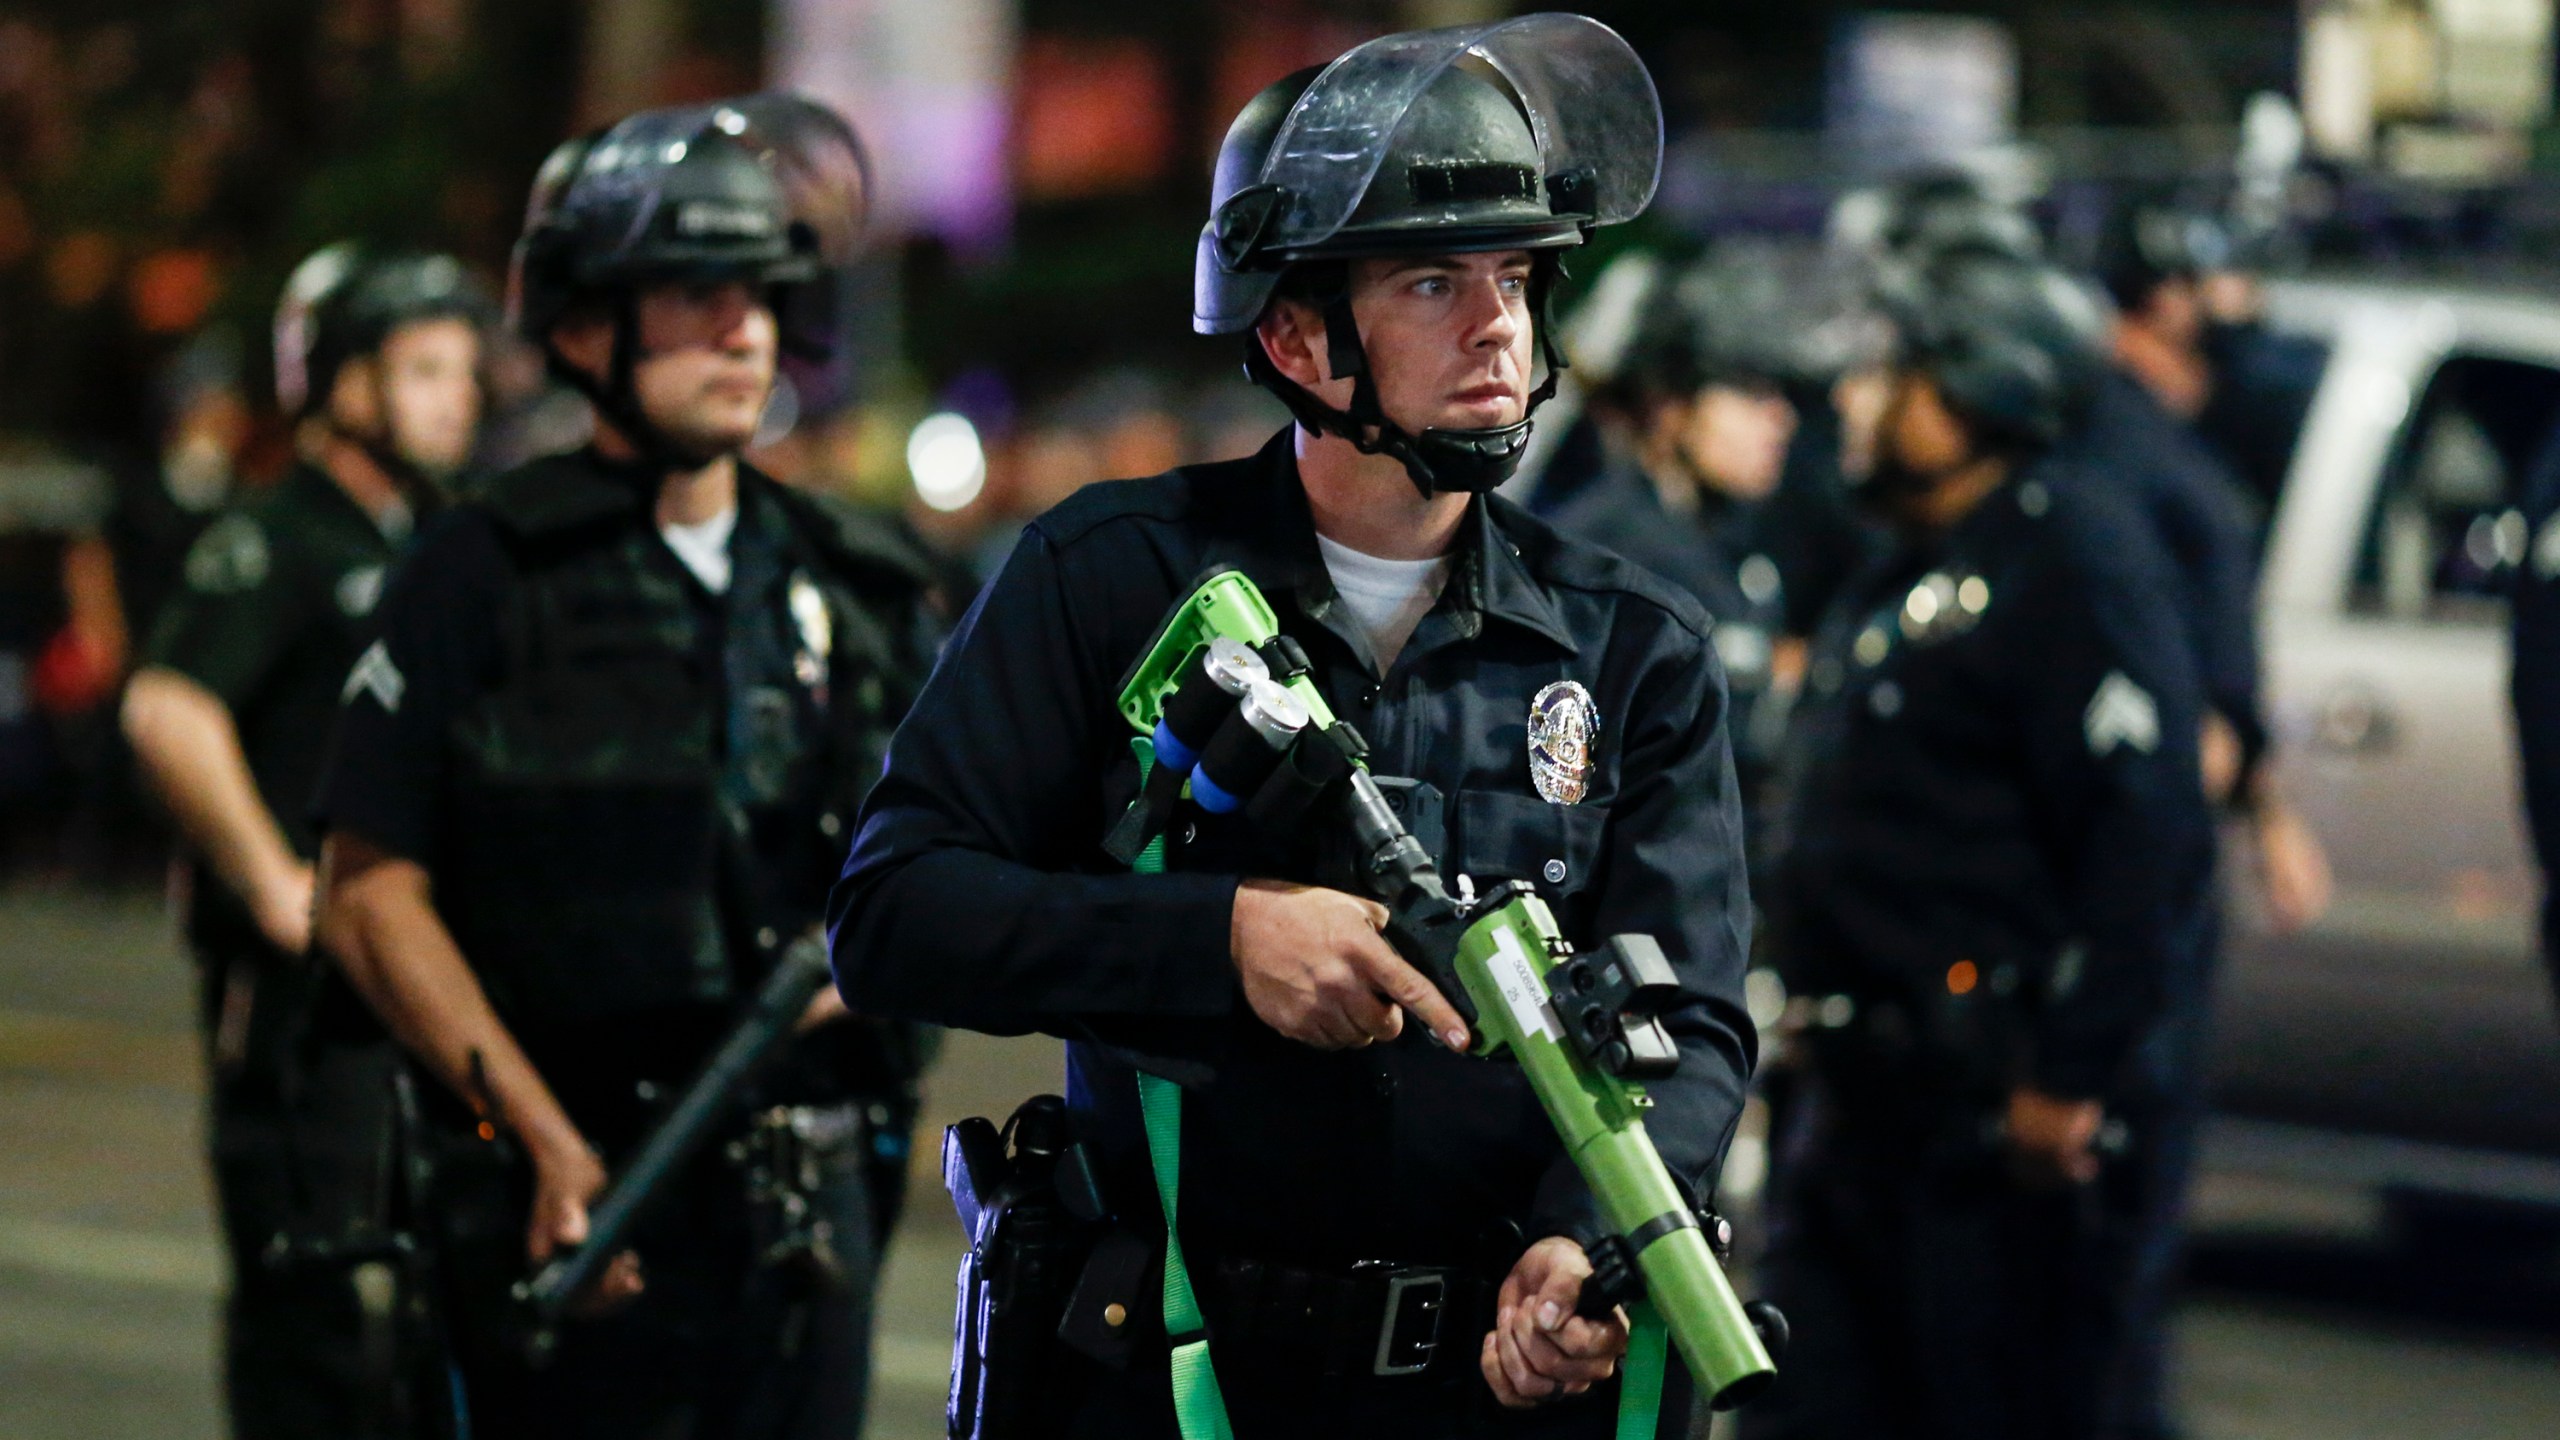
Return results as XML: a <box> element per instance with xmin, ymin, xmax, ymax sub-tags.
<box><xmin>1315</xmin><ymin>532</ymin><xmax>1451</xmax><ymax>672</ymax></box>
<box><xmin>661</xmin><ymin>504</ymin><xmax>739</xmax><ymax>595</ymax></box>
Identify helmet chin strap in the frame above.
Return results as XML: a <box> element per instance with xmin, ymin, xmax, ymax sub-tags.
<box><xmin>546</xmin><ymin>293</ymin><xmax>731</xmax><ymax>481</ymax></box>
<box><xmin>1246</xmin><ymin>256</ymin><xmax>1569</xmax><ymax>499</ymax></box>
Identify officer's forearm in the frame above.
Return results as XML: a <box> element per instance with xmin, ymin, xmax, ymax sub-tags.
<box><xmin>315</xmin><ymin>832</ymin><xmax>586</xmax><ymax>1164</ymax></box>
<box><xmin>122</xmin><ymin>668</ymin><xmax>304</xmax><ymax>905</ymax></box>
<box><xmin>830</xmin><ymin>844</ymin><xmax>1240</xmax><ymax>1030</ymax></box>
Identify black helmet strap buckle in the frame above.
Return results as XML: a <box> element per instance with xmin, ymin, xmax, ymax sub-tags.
<box><xmin>1247</xmin><ymin>253</ymin><xmax>1569</xmax><ymax>499</ymax></box>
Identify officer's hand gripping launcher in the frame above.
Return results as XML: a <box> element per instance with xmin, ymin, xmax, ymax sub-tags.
<box><xmin>1106</xmin><ymin>569</ymin><xmax>1781</xmax><ymax>1409</ymax></box>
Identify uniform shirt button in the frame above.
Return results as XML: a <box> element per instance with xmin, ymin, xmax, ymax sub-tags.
<box><xmin>756</xmin><ymin>927</ymin><xmax>779</xmax><ymax>950</ymax></box>
<box><xmin>818</xmin><ymin>811</ymin><xmax>843</xmax><ymax>838</ymax></box>
<box><xmin>1374</xmin><ymin>1069</ymin><xmax>1397</xmax><ymax>1098</ymax></box>
<box><xmin>1180</xmin><ymin>821</ymin><xmax>1199</xmax><ymax>845</ymax></box>
<box><xmin>1543</xmin><ymin>858</ymin><xmax>1568</xmax><ymax>885</ymax></box>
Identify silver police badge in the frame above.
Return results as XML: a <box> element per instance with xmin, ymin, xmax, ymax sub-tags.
<box><xmin>1527</xmin><ymin>680</ymin><xmax>1598</xmax><ymax>805</ymax></box>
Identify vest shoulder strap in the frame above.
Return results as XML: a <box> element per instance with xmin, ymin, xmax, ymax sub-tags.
<box><xmin>760</xmin><ymin>473</ymin><xmax>940</xmax><ymax>598</ymax></box>
<box><xmin>476</xmin><ymin>452</ymin><xmax>650</xmax><ymax>542</ymax></box>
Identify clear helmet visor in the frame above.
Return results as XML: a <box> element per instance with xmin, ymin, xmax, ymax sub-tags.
<box><xmin>1257</xmin><ymin>13</ymin><xmax>1662</xmax><ymax>252</ymax></box>
<box><xmin>717</xmin><ymin>93</ymin><xmax>873</xmax><ymax>267</ymax></box>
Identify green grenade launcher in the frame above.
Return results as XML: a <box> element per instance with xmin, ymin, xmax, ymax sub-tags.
<box><xmin>1102</xmin><ymin>568</ymin><xmax>1783</xmax><ymax>1410</ymax></box>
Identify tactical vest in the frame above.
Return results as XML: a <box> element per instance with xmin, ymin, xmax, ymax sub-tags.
<box><xmin>437</xmin><ymin>453</ymin><xmax>929</xmax><ymax>1039</ymax></box>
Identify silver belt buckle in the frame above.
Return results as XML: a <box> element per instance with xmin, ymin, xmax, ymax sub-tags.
<box><xmin>1371</xmin><ymin>1269</ymin><xmax>1448</xmax><ymax>1377</ymax></box>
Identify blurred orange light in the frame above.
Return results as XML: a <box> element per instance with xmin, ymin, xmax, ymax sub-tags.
<box><xmin>1946</xmin><ymin>960</ymin><xmax>1979</xmax><ymax>996</ymax></box>
<box><xmin>45</xmin><ymin>231</ymin><xmax>119</xmax><ymax>309</ymax></box>
<box><xmin>130</xmin><ymin>248</ymin><xmax>219</xmax><ymax>334</ymax></box>
<box><xmin>1015</xmin><ymin>35</ymin><xmax>1172</xmax><ymax>198</ymax></box>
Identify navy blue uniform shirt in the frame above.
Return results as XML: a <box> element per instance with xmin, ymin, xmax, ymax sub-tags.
<box><xmin>1772</xmin><ymin>460</ymin><xmax>2214</xmax><ymax>1098</ymax></box>
<box><xmin>829</xmin><ymin>432</ymin><xmax>1756</xmax><ymax>1267</ymax></box>
<box><xmin>2067</xmin><ymin>370</ymin><xmax>2269</xmax><ymax>787</ymax></box>
<box><xmin>2512</xmin><ymin>434</ymin><xmax>2560</xmax><ymax>994</ymax></box>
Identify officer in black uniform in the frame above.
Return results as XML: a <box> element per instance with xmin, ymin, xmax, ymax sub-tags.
<box><xmin>1745</xmin><ymin>256</ymin><xmax>2215</xmax><ymax>1440</ymax></box>
<box><xmin>1549</xmin><ymin>252</ymin><xmax>1798</xmax><ymax>702</ymax></box>
<box><xmin>309</xmin><ymin>96</ymin><xmax>939</xmax><ymax>1440</ymax></box>
<box><xmin>832</xmin><ymin>18</ymin><xmax>1753</xmax><ymax>1438</ymax></box>
<box><xmin>123</xmin><ymin>244</ymin><xmax>487</xmax><ymax>1440</ymax></box>
<box><xmin>2512</xmin><ymin>435</ymin><xmax>2560</xmax><ymax>1013</ymax></box>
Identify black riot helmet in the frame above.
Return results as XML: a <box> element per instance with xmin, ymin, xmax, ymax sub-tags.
<box><xmin>1195</xmin><ymin>15</ymin><xmax>1663</xmax><ymax>497</ymax></box>
<box><xmin>274</xmin><ymin>244</ymin><xmax>492</xmax><ymax>420</ymax></box>
<box><xmin>1874</xmin><ymin>167</ymin><xmax>2044</xmax><ymax>266</ymax></box>
<box><xmin>507</xmin><ymin>94</ymin><xmax>870</xmax><ymax>470</ymax></box>
<box><xmin>2095</xmin><ymin>193</ymin><xmax>2231</xmax><ymax>310</ymax></box>
<box><xmin>1615</xmin><ymin>242</ymin><xmax>1879</xmax><ymax>410</ymax></box>
<box><xmin>1879</xmin><ymin>251</ymin><xmax>2109</xmax><ymax>453</ymax></box>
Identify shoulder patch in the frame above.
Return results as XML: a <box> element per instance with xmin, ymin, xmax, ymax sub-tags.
<box><xmin>184</xmin><ymin>515</ymin><xmax>270</xmax><ymax>594</ymax></box>
<box><xmin>335</xmin><ymin>563</ymin><xmax>388</xmax><ymax>617</ymax></box>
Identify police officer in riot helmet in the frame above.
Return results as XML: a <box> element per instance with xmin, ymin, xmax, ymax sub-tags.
<box><xmin>1548</xmin><ymin>249</ymin><xmax>1802</xmax><ymax>839</ymax></box>
<box><xmin>123</xmin><ymin>244</ymin><xmax>487</xmax><ymax>1440</ymax></box>
<box><xmin>310</xmin><ymin>96</ymin><xmax>940</xmax><ymax>1439</ymax></box>
<box><xmin>834</xmin><ymin>18</ymin><xmax>1753</xmax><ymax>1436</ymax></box>
<box><xmin>1746</xmin><ymin>248</ymin><xmax>2215</xmax><ymax>1440</ymax></box>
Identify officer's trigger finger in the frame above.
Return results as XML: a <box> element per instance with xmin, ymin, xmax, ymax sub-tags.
<box><xmin>1359</xmin><ymin>946</ymin><xmax>1468</xmax><ymax>1052</ymax></box>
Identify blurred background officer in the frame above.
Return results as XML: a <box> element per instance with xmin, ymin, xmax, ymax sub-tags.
<box><xmin>309</xmin><ymin>96</ymin><xmax>941</xmax><ymax>1440</ymax></box>
<box><xmin>1548</xmin><ymin>247</ymin><xmax>1802</xmax><ymax>847</ymax></box>
<box><xmin>834</xmin><ymin>17</ymin><xmax>1754</xmax><ymax>1435</ymax></box>
<box><xmin>1747</xmin><ymin>254</ymin><xmax>2215</xmax><ymax>1440</ymax></box>
<box><xmin>2078</xmin><ymin>198</ymin><xmax>2331</xmax><ymax>1440</ymax></box>
<box><xmin>120</xmin><ymin>243</ymin><xmax>487</xmax><ymax>1440</ymax></box>
<box><xmin>2514</xmin><ymin>434</ymin><xmax>2560</xmax><ymax>1014</ymax></box>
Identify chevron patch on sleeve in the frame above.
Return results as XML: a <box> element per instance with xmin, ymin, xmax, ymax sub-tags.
<box><xmin>2083</xmin><ymin>670</ymin><xmax>2160</xmax><ymax>757</ymax></box>
<box><xmin>342</xmin><ymin>640</ymin><xmax>406</xmax><ymax>714</ymax></box>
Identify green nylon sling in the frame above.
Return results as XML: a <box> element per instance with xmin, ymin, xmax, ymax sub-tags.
<box><xmin>1125</xmin><ymin>739</ymin><xmax>1669</xmax><ymax>1439</ymax></box>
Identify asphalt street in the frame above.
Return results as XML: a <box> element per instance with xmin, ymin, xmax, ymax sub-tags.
<box><xmin>3</xmin><ymin>883</ymin><xmax>2557</xmax><ymax>1439</ymax></box>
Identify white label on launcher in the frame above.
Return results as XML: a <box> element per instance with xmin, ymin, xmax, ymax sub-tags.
<box><xmin>1487</xmin><ymin>925</ymin><xmax>1562</xmax><ymax>1044</ymax></box>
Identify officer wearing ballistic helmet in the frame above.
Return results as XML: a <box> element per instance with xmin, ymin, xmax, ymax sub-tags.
<box><xmin>309</xmin><ymin>96</ymin><xmax>940</xmax><ymax>1438</ymax></box>
<box><xmin>122</xmin><ymin>243</ymin><xmax>487</xmax><ymax>1440</ymax></box>
<box><xmin>833</xmin><ymin>17</ymin><xmax>1753</xmax><ymax>1436</ymax></box>
<box><xmin>1746</xmin><ymin>251</ymin><xmax>2215</xmax><ymax>1440</ymax></box>
<box><xmin>1547</xmin><ymin>248</ymin><xmax>1808</xmax><ymax>850</ymax></box>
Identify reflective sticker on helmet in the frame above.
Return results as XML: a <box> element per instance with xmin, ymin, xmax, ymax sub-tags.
<box><xmin>2084</xmin><ymin>671</ymin><xmax>2160</xmax><ymax>757</ymax></box>
<box><xmin>674</xmin><ymin>200</ymin><xmax>778</xmax><ymax>239</ymax></box>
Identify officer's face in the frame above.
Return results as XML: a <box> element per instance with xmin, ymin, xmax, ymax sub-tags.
<box><xmin>366</xmin><ymin>318</ymin><xmax>482</xmax><ymax>478</ymax></box>
<box><xmin>1880</xmin><ymin>368</ymin><xmax>1975</xmax><ymax>475</ymax></box>
<box><xmin>1264</xmin><ymin>251</ymin><xmax>1536</xmax><ymax>435</ymax></box>
<box><xmin>631</xmin><ymin>280</ymin><xmax>778</xmax><ymax>453</ymax></box>
<box><xmin>553</xmin><ymin>280</ymin><xmax>778</xmax><ymax>456</ymax></box>
<box><xmin>1861</xmin><ymin>367</ymin><xmax>1981</xmax><ymax>526</ymax></box>
<box><xmin>1674</xmin><ymin>382</ymin><xmax>1796</xmax><ymax>502</ymax></box>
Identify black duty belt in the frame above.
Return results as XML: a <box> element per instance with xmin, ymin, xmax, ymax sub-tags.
<box><xmin>1202</xmin><ymin>1256</ymin><xmax>1497</xmax><ymax>1380</ymax></box>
